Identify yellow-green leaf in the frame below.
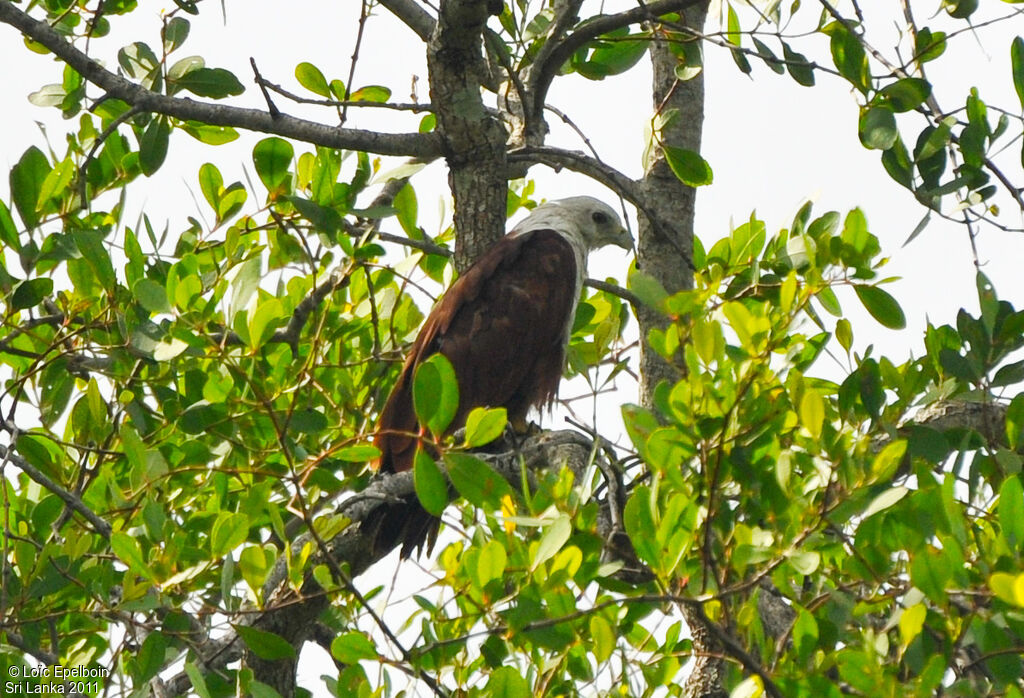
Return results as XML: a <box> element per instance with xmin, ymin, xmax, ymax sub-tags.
<box><xmin>464</xmin><ymin>407</ymin><xmax>507</xmax><ymax>448</ymax></box>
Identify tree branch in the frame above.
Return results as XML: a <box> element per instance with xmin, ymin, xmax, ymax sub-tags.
<box><xmin>0</xmin><ymin>441</ymin><xmax>112</xmax><ymax>539</ymax></box>
<box><xmin>0</xmin><ymin>2</ymin><xmax>442</xmax><ymax>158</ymax></box>
<box><xmin>159</xmin><ymin>428</ymin><xmax>596</xmax><ymax>696</ymax></box>
<box><xmin>509</xmin><ymin>145</ymin><xmax>692</xmax><ymax>265</ymax></box>
<box><xmin>508</xmin><ymin>145</ymin><xmax>643</xmax><ymax>204</ymax></box>
<box><xmin>527</xmin><ymin>0</ymin><xmax>705</xmax><ymax>123</ymax></box>
<box><xmin>427</xmin><ymin>0</ymin><xmax>510</xmax><ymax>271</ymax></box>
<box><xmin>378</xmin><ymin>0</ymin><xmax>437</xmax><ymax>42</ymax></box>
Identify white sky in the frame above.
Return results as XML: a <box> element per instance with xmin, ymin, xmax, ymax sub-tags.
<box><xmin>2</xmin><ymin>1</ymin><xmax>1023</xmax><ymax>694</ymax></box>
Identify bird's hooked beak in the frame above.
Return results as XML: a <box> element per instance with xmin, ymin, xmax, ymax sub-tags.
<box><xmin>613</xmin><ymin>225</ymin><xmax>635</xmax><ymax>255</ymax></box>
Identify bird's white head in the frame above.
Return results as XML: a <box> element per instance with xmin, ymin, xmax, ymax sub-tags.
<box><xmin>512</xmin><ymin>196</ymin><xmax>633</xmax><ymax>253</ymax></box>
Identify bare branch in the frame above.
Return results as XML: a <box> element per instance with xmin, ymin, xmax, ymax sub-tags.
<box><xmin>0</xmin><ymin>2</ymin><xmax>441</xmax><ymax>158</ymax></box>
<box><xmin>508</xmin><ymin>145</ymin><xmax>642</xmax><ymax>204</ymax></box>
<box><xmin>509</xmin><ymin>145</ymin><xmax>692</xmax><ymax>266</ymax></box>
<box><xmin>527</xmin><ymin>0</ymin><xmax>706</xmax><ymax>123</ymax></box>
<box><xmin>378</xmin><ymin>0</ymin><xmax>437</xmax><ymax>42</ymax></box>
<box><xmin>0</xmin><ymin>441</ymin><xmax>112</xmax><ymax>539</ymax></box>
<box><xmin>584</xmin><ymin>278</ymin><xmax>644</xmax><ymax>309</ymax></box>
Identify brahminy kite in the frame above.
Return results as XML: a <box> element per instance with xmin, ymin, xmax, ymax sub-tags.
<box><xmin>372</xmin><ymin>196</ymin><xmax>632</xmax><ymax>557</ymax></box>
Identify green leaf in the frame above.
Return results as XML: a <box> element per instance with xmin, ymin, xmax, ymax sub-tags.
<box><xmin>10</xmin><ymin>146</ymin><xmax>50</xmax><ymax>229</ymax></box>
<box><xmin>349</xmin><ymin>85</ymin><xmax>391</xmax><ymax>102</ymax></box>
<box><xmin>11</xmin><ymin>278</ymin><xmax>53</xmax><ymax>310</ymax></box>
<box><xmin>175</xmin><ymin>68</ymin><xmax>244</xmax><ymax>98</ymax></box>
<box><xmin>153</xmin><ymin>338</ymin><xmax>189</xmax><ymax>362</ymax></box>
<box><xmin>211</xmin><ymin>512</ymin><xmax>249</xmax><ymax>556</ymax></box>
<box><xmin>253</xmin><ymin>138</ymin><xmax>294</xmax><ymax>194</ymax></box>
<box><xmin>246</xmin><ymin>680</ymin><xmax>284</xmax><ymax>698</ymax></box>
<box><xmin>295</xmin><ymin>61</ymin><xmax>330</xmax><ymax>97</ymax></box>
<box><xmin>394</xmin><ymin>182</ymin><xmax>418</xmax><ymax>235</ymax></box>
<box><xmin>1013</xmin><ymin>37</ymin><xmax>1024</xmax><ymax>112</ymax></box>
<box><xmin>486</xmin><ymin>666</ymin><xmax>531</xmax><ymax>698</ymax></box>
<box><xmin>139</xmin><ymin>117</ymin><xmax>171</xmax><ymax>176</ymax></box>
<box><xmin>898</xmin><ymin>603</ymin><xmax>927</xmax><ymax>646</ymax></box>
<box><xmin>335</xmin><ymin>444</ymin><xmax>380</xmax><ymax>462</ymax></box>
<box><xmin>413</xmin><ymin>449</ymin><xmax>448</xmax><ymax>517</ymax></box>
<box><xmin>998</xmin><ymin>476</ymin><xmax>1024</xmax><ymax>548</ymax></box>
<box><xmin>726</xmin><ymin>4</ymin><xmax>742</xmax><ymax>48</ymax></box>
<box><xmin>133</xmin><ymin>278</ymin><xmax>170</xmax><ymax>313</ymax></box>
<box><xmin>854</xmin><ymin>284</ymin><xmax>907</xmax><ymax>329</ymax></box>
<box><xmin>915</xmin><ymin>29</ymin><xmax>946</xmax><ymax>63</ymax></box>
<box><xmin>752</xmin><ymin>37</ymin><xmax>784</xmax><ymax>74</ymax></box>
<box><xmin>662</xmin><ymin>145</ymin><xmax>713</xmax><ymax>187</ymax></box>
<box><xmin>247</xmin><ymin>298</ymin><xmax>285</xmax><ymax>349</ymax></box>
<box><xmin>28</xmin><ymin>84</ymin><xmax>67</xmax><ymax>108</ymax></box>
<box><xmin>628</xmin><ymin>269</ymin><xmax>669</xmax><ymax>309</ymax></box>
<box><xmin>181</xmin><ymin>121</ymin><xmax>239</xmax><ymax>144</ymax></box>
<box><xmin>118</xmin><ymin>41</ymin><xmax>160</xmax><ymax>83</ymax></box>
<box><xmin>836</xmin><ymin>317</ymin><xmax>853</xmax><ymax>352</ymax></box>
<box><xmin>136</xmin><ymin>631</ymin><xmax>167</xmax><ymax>682</ymax></box>
<box><xmin>532</xmin><ymin>514</ymin><xmax>571</xmax><ymax>570</ymax></box>
<box><xmin>328</xmin><ymin>79</ymin><xmax>347</xmax><ymax>101</ymax></box>
<box><xmin>163</xmin><ymin>17</ymin><xmax>190</xmax><ymax>53</ymax></box>
<box><xmin>463</xmin><ymin>407</ymin><xmax>507</xmax><ymax>448</ymax></box>
<box><xmin>730</xmin><ymin>46</ymin><xmax>752</xmax><ymax>74</ymax></box>
<box><xmin>198</xmin><ymin>162</ymin><xmax>223</xmax><ymax>210</ymax></box>
<box><xmin>917</xmin><ymin>118</ymin><xmax>953</xmax><ymax>161</ymax></box>
<box><xmin>859</xmin><ymin>106</ymin><xmax>897</xmax><ymax>150</ymax></box>
<box><xmin>111</xmin><ymin>531</ymin><xmax>155</xmax><ymax>580</ymax></box>
<box><xmin>827</xmin><ymin>22</ymin><xmax>870</xmax><ymax>93</ymax></box>
<box><xmin>880</xmin><ymin>77</ymin><xmax>932</xmax><ymax>112</ymax></box>
<box><xmin>799</xmin><ymin>389</ymin><xmax>825</xmax><ymax>439</ymax></box>
<box><xmin>863</xmin><ymin>486</ymin><xmax>908</xmax><ymax>519</ymax></box>
<box><xmin>787</xmin><ymin>550</ymin><xmax>821</xmax><ymax>575</ymax></box>
<box><xmin>235</xmin><ymin>625</ymin><xmax>297</xmax><ymax>660</ymax></box>
<box><xmin>0</xmin><ymin>200</ymin><xmax>19</xmax><ymax>250</ymax></box>
<box><xmin>289</xmin><ymin>409</ymin><xmax>327</xmax><ymax>433</ymax></box>
<box><xmin>573</xmin><ymin>34</ymin><xmax>648</xmax><ymax>79</ymax></box>
<box><xmin>990</xmin><ymin>572</ymin><xmax>1024</xmax><ymax>607</ymax></box>
<box><xmin>446</xmin><ymin>453</ymin><xmax>516</xmax><ymax>510</ymax></box>
<box><xmin>943</xmin><ymin>0</ymin><xmax>977</xmax><ymax>19</ymax></box>
<box><xmin>782</xmin><ymin>42</ymin><xmax>815</xmax><ymax>86</ymax></box>
<box><xmin>590</xmin><ymin>615</ymin><xmax>615</xmax><ymax>663</ymax></box>
<box><xmin>331</xmin><ymin>632</ymin><xmax>377</xmax><ymax>664</ymax></box>
<box><xmin>1007</xmin><ymin>395</ymin><xmax>1024</xmax><ymax>450</ymax></box>
<box><xmin>870</xmin><ymin>439</ymin><xmax>907</xmax><ymax>482</ymax></box>
<box><xmin>184</xmin><ymin>662</ymin><xmax>211</xmax><ymax>698</ymax></box>
<box><xmin>239</xmin><ymin>544</ymin><xmax>275</xmax><ymax>592</ymax></box>
<box><xmin>168</xmin><ymin>55</ymin><xmax>204</xmax><ymax>81</ymax></box>
<box><xmin>412</xmin><ymin>353</ymin><xmax>459</xmax><ymax>438</ymax></box>
<box><xmin>476</xmin><ymin>539</ymin><xmax>507</xmax><ymax>587</ymax></box>
<box><xmin>882</xmin><ymin>136</ymin><xmax>914</xmax><ymax>189</ymax></box>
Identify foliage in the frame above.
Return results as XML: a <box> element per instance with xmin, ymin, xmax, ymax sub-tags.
<box><xmin>630</xmin><ymin>207</ymin><xmax>1024</xmax><ymax>696</ymax></box>
<box><xmin>0</xmin><ymin>0</ymin><xmax>1022</xmax><ymax>697</ymax></box>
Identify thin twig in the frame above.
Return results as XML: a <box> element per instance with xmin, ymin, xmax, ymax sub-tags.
<box><xmin>0</xmin><ymin>2</ymin><xmax>441</xmax><ymax>158</ymax></box>
<box><xmin>341</xmin><ymin>0</ymin><xmax>371</xmax><ymax>125</ymax></box>
<box><xmin>0</xmin><ymin>442</ymin><xmax>112</xmax><ymax>539</ymax></box>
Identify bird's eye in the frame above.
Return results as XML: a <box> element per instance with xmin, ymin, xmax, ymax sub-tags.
<box><xmin>592</xmin><ymin>211</ymin><xmax>609</xmax><ymax>225</ymax></box>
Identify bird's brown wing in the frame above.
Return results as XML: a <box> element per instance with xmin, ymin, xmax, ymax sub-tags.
<box><xmin>370</xmin><ymin>229</ymin><xmax>578</xmax><ymax>557</ymax></box>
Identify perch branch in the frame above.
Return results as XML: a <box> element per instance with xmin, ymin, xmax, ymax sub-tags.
<box><xmin>0</xmin><ymin>2</ymin><xmax>441</xmax><ymax>158</ymax></box>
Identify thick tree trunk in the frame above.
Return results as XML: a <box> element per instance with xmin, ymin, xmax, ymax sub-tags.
<box><xmin>637</xmin><ymin>9</ymin><xmax>705</xmax><ymax>405</ymax></box>
<box><xmin>637</xmin><ymin>5</ymin><xmax>725</xmax><ymax>698</ymax></box>
<box><xmin>427</xmin><ymin>0</ymin><xmax>509</xmax><ymax>272</ymax></box>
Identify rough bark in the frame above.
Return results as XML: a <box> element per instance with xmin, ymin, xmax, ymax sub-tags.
<box><xmin>638</xmin><ymin>6</ymin><xmax>706</xmax><ymax>408</ymax></box>
<box><xmin>427</xmin><ymin>0</ymin><xmax>510</xmax><ymax>272</ymax></box>
<box><xmin>636</xmin><ymin>4</ymin><xmax>719</xmax><ymax>697</ymax></box>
